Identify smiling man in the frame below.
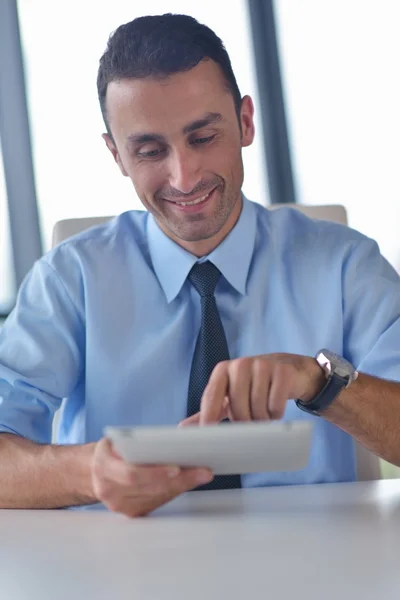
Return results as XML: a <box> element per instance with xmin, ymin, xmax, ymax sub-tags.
<box><xmin>0</xmin><ymin>14</ymin><xmax>400</xmax><ymax>517</ymax></box>
<box><xmin>102</xmin><ymin>57</ymin><xmax>253</xmax><ymax>256</ymax></box>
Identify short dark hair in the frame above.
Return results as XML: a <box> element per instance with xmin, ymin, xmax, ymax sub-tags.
<box><xmin>97</xmin><ymin>13</ymin><xmax>242</xmax><ymax>136</ymax></box>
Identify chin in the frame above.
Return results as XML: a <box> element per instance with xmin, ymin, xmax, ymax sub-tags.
<box><xmin>175</xmin><ymin>223</ymin><xmax>225</xmax><ymax>243</ymax></box>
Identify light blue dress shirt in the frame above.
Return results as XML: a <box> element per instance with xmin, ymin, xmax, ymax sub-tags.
<box><xmin>1</xmin><ymin>198</ymin><xmax>400</xmax><ymax>487</ymax></box>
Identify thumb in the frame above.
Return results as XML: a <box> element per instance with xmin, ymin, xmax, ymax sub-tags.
<box><xmin>178</xmin><ymin>413</ymin><xmax>201</xmax><ymax>427</ymax></box>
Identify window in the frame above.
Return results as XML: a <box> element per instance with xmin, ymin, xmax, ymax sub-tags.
<box><xmin>18</xmin><ymin>0</ymin><xmax>268</xmax><ymax>251</ymax></box>
<box><xmin>275</xmin><ymin>0</ymin><xmax>400</xmax><ymax>478</ymax></box>
<box><xmin>0</xmin><ymin>146</ymin><xmax>15</xmax><ymax>315</ymax></box>
<box><xmin>275</xmin><ymin>0</ymin><xmax>400</xmax><ymax>270</ymax></box>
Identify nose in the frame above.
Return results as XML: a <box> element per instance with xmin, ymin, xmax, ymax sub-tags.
<box><xmin>167</xmin><ymin>148</ymin><xmax>201</xmax><ymax>195</ymax></box>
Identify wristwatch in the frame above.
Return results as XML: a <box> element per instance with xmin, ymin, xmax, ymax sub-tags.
<box><xmin>296</xmin><ymin>349</ymin><xmax>358</xmax><ymax>416</ymax></box>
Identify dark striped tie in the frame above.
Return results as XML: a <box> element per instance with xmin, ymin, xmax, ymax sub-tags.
<box><xmin>187</xmin><ymin>261</ymin><xmax>242</xmax><ymax>490</ymax></box>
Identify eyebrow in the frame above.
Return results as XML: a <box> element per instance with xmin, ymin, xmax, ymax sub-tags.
<box><xmin>182</xmin><ymin>112</ymin><xmax>223</xmax><ymax>134</ymax></box>
<box><xmin>126</xmin><ymin>112</ymin><xmax>223</xmax><ymax>147</ymax></box>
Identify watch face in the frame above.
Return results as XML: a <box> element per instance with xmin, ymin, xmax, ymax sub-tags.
<box><xmin>317</xmin><ymin>349</ymin><xmax>356</xmax><ymax>380</ymax></box>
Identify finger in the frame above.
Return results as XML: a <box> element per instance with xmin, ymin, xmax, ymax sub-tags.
<box><xmin>226</xmin><ymin>358</ymin><xmax>252</xmax><ymax>421</ymax></box>
<box><xmin>178</xmin><ymin>413</ymin><xmax>201</xmax><ymax>427</ymax></box>
<box><xmin>133</xmin><ymin>467</ymin><xmax>214</xmax><ymax>506</ymax></box>
<box><xmin>93</xmin><ymin>438</ymin><xmax>134</xmax><ymax>485</ymax></box>
<box><xmin>111</xmin><ymin>468</ymin><xmax>214</xmax><ymax>518</ymax></box>
<box><xmin>199</xmin><ymin>361</ymin><xmax>229</xmax><ymax>425</ymax></box>
<box><xmin>134</xmin><ymin>466</ymin><xmax>214</xmax><ymax>498</ymax></box>
<box><xmin>268</xmin><ymin>364</ymin><xmax>290</xmax><ymax>420</ymax></box>
<box><xmin>95</xmin><ymin>439</ymin><xmax>183</xmax><ymax>490</ymax></box>
<box><xmin>250</xmin><ymin>358</ymin><xmax>271</xmax><ymax>420</ymax></box>
<box><xmin>123</xmin><ymin>462</ymin><xmax>214</xmax><ymax>494</ymax></box>
<box><xmin>219</xmin><ymin>398</ymin><xmax>230</xmax><ymax>421</ymax></box>
<box><xmin>179</xmin><ymin>399</ymin><xmax>230</xmax><ymax>427</ymax></box>
<box><xmin>171</xmin><ymin>467</ymin><xmax>214</xmax><ymax>493</ymax></box>
<box><xmin>107</xmin><ymin>462</ymin><xmax>182</xmax><ymax>491</ymax></box>
<box><xmin>134</xmin><ymin>468</ymin><xmax>215</xmax><ymax>516</ymax></box>
<box><xmin>128</xmin><ymin>464</ymin><xmax>183</xmax><ymax>491</ymax></box>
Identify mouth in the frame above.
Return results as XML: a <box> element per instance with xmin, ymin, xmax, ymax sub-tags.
<box><xmin>164</xmin><ymin>187</ymin><xmax>217</xmax><ymax>212</ymax></box>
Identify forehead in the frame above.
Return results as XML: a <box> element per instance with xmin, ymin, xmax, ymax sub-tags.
<box><xmin>105</xmin><ymin>60</ymin><xmax>235</xmax><ymax>136</ymax></box>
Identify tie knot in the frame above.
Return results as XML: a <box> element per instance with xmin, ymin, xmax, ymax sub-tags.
<box><xmin>189</xmin><ymin>261</ymin><xmax>221</xmax><ymax>297</ymax></box>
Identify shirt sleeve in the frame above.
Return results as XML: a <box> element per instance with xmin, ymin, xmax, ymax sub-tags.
<box><xmin>342</xmin><ymin>235</ymin><xmax>400</xmax><ymax>380</ymax></box>
<box><xmin>0</xmin><ymin>257</ymin><xmax>84</xmax><ymax>443</ymax></box>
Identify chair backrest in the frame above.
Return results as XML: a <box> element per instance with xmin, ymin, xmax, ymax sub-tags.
<box><xmin>51</xmin><ymin>205</ymin><xmax>349</xmax><ymax>247</ymax></box>
<box><xmin>52</xmin><ymin>216</ymin><xmax>113</xmax><ymax>248</ymax></box>
<box><xmin>268</xmin><ymin>203</ymin><xmax>348</xmax><ymax>225</ymax></box>
<box><xmin>52</xmin><ymin>204</ymin><xmax>381</xmax><ymax>480</ymax></box>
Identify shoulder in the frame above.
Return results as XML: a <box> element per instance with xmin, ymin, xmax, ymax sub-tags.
<box><xmin>250</xmin><ymin>202</ymin><xmax>399</xmax><ymax>287</ymax></box>
<box><xmin>253</xmin><ymin>202</ymin><xmax>377</xmax><ymax>257</ymax></box>
<box><xmin>43</xmin><ymin>210</ymin><xmax>149</xmax><ymax>272</ymax></box>
<box><xmin>21</xmin><ymin>210</ymin><xmax>151</xmax><ymax>308</ymax></box>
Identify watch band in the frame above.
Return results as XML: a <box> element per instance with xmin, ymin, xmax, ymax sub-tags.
<box><xmin>295</xmin><ymin>371</ymin><xmax>349</xmax><ymax>416</ymax></box>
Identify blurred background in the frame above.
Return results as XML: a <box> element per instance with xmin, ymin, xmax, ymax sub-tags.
<box><xmin>0</xmin><ymin>0</ymin><xmax>399</xmax><ymax>472</ymax></box>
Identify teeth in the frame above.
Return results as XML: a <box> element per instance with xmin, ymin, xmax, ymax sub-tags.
<box><xmin>175</xmin><ymin>192</ymin><xmax>210</xmax><ymax>206</ymax></box>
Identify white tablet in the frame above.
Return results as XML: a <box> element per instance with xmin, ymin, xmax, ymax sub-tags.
<box><xmin>104</xmin><ymin>420</ymin><xmax>313</xmax><ymax>474</ymax></box>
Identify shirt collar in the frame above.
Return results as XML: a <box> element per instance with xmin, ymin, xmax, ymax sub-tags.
<box><xmin>147</xmin><ymin>196</ymin><xmax>257</xmax><ymax>303</ymax></box>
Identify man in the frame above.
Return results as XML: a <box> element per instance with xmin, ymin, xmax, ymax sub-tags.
<box><xmin>0</xmin><ymin>14</ymin><xmax>399</xmax><ymax>518</ymax></box>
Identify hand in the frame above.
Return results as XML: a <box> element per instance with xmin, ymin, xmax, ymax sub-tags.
<box><xmin>91</xmin><ymin>438</ymin><xmax>213</xmax><ymax>517</ymax></box>
<box><xmin>180</xmin><ymin>353</ymin><xmax>325</xmax><ymax>426</ymax></box>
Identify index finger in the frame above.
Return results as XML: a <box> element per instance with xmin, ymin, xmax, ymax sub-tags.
<box><xmin>199</xmin><ymin>361</ymin><xmax>229</xmax><ymax>425</ymax></box>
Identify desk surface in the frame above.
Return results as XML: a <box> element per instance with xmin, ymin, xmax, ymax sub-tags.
<box><xmin>1</xmin><ymin>479</ymin><xmax>400</xmax><ymax>600</ymax></box>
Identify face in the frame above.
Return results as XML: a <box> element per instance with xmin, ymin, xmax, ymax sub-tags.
<box><xmin>103</xmin><ymin>59</ymin><xmax>255</xmax><ymax>256</ymax></box>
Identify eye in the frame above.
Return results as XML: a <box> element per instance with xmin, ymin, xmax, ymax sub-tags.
<box><xmin>191</xmin><ymin>135</ymin><xmax>216</xmax><ymax>146</ymax></box>
<box><xmin>137</xmin><ymin>148</ymin><xmax>166</xmax><ymax>159</ymax></box>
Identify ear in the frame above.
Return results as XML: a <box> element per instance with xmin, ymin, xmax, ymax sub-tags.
<box><xmin>239</xmin><ymin>95</ymin><xmax>255</xmax><ymax>148</ymax></box>
<box><xmin>102</xmin><ymin>133</ymin><xmax>129</xmax><ymax>177</ymax></box>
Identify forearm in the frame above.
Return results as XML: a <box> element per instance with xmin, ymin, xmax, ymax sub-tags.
<box><xmin>323</xmin><ymin>373</ymin><xmax>400</xmax><ymax>466</ymax></box>
<box><xmin>0</xmin><ymin>434</ymin><xmax>97</xmax><ymax>509</ymax></box>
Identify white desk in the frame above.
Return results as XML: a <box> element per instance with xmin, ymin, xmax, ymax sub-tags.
<box><xmin>1</xmin><ymin>479</ymin><xmax>400</xmax><ymax>600</ymax></box>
